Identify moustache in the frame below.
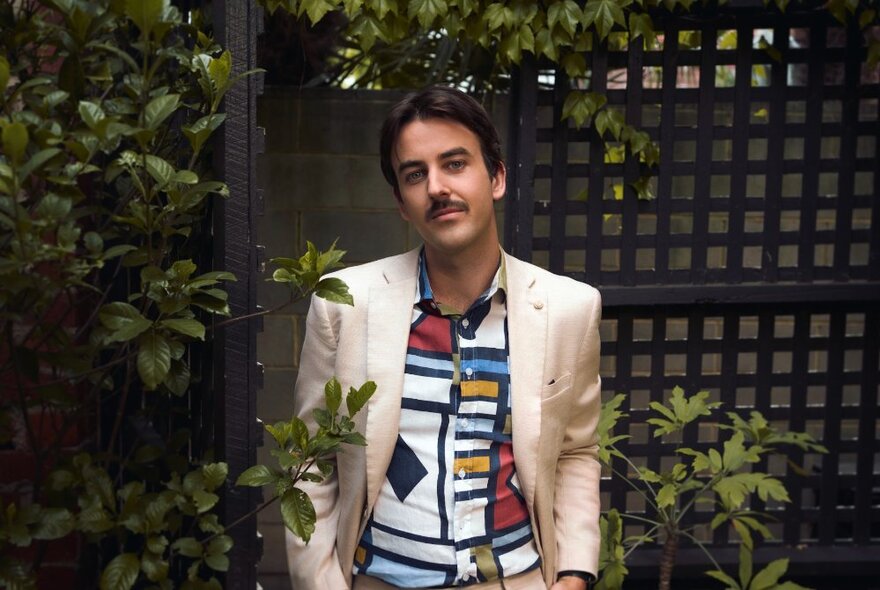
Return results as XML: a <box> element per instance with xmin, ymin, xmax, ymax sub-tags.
<box><xmin>427</xmin><ymin>200</ymin><xmax>469</xmax><ymax>221</ymax></box>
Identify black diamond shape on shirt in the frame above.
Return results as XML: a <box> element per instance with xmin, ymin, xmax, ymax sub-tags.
<box><xmin>387</xmin><ymin>435</ymin><xmax>428</xmax><ymax>502</ymax></box>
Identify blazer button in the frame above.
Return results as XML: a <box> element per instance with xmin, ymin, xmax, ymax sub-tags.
<box><xmin>533</xmin><ymin>301</ymin><xmax>544</xmax><ymax>310</ymax></box>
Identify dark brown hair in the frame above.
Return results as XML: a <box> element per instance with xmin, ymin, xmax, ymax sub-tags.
<box><xmin>379</xmin><ymin>86</ymin><xmax>504</xmax><ymax>198</ymax></box>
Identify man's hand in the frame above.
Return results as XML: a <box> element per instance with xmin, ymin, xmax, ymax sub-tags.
<box><xmin>550</xmin><ymin>576</ymin><xmax>588</xmax><ymax>590</ymax></box>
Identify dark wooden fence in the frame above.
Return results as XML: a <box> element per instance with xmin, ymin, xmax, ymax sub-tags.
<box><xmin>505</xmin><ymin>2</ymin><xmax>880</xmax><ymax>585</ymax></box>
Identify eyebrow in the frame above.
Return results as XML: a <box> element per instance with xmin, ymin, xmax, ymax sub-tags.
<box><xmin>396</xmin><ymin>147</ymin><xmax>473</xmax><ymax>175</ymax></box>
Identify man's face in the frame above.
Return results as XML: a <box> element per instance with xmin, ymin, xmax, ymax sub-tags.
<box><xmin>391</xmin><ymin>118</ymin><xmax>505</xmax><ymax>261</ymax></box>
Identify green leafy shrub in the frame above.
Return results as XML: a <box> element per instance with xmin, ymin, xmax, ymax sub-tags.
<box><xmin>595</xmin><ymin>387</ymin><xmax>826</xmax><ymax>590</ymax></box>
<box><xmin>0</xmin><ymin>1</ymin><xmax>363</xmax><ymax>588</ymax></box>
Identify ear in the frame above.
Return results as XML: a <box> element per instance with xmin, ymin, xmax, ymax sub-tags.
<box><xmin>491</xmin><ymin>162</ymin><xmax>506</xmax><ymax>201</ymax></box>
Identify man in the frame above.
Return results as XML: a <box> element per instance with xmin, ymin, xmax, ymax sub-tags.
<box><xmin>287</xmin><ymin>87</ymin><xmax>602</xmax><ymax>590</ymax></box>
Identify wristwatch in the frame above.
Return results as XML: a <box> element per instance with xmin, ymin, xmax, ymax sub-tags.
<box><xmin>556</xmin><ymin>571</ymin><xmax>595</xmax><ymax>588</ymax></box>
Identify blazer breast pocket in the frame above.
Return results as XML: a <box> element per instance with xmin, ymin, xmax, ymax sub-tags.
<box><xmin>541</xmin><ymin>372</ymin><xmax>572</xmax><ymax>405</ymax></box>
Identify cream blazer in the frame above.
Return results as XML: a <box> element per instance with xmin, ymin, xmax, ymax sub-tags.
<box><xmin>286</xmin><ymin>248</ymin><xmax>602</xmax><ymax>589</ymax></box>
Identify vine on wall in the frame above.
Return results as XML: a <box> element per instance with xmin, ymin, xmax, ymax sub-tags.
<box><xmin>261</xmin><ymin>0</ymin><xmax>879</xmax><ymax>200</ymax></box>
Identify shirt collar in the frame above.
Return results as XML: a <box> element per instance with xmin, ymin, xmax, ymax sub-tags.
<box><xmin>414</xmin><ymin>248</ymin><xmax>507</xmax><ymax>314</ymax></box>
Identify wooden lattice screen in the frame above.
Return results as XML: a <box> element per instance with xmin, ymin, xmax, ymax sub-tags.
<box><xmin>504</xmin><ymin>2</ymin><xmax>880</xmax><ymax>583</ymax></box>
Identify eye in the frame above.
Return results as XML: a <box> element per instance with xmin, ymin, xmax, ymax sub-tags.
<box><xmin>447</xmin><ymin>160</ymin><xmax>465</xmax><ymax>171</ymax></box>
<box><xmin>404</xmin><ymin>169</ymin><xmax>425</xmax><ymax>183</ymax></box>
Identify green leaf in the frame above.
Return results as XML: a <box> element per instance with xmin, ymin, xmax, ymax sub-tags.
<box><xmin>486</xmin><ymin>2</ymin><xmax>515</xmax><ymax>33</ymax></box>
<box><xmin>705</xmin><ymin>569</ymin><xmax>740</xmax><ymax>590</ymax></box>
<box><xmin>202</xmin><ymin>462</ymin><xmax>228</xmax><ymax>490</ymax></box>
<box><xmin>192</xmin><ymin>489</ymin><xmax>219</xmax><ymax>513</ymax></box>
<box><xmin>172</xmin><ymin>537</ymin><xmax>203</xmax><ymax>558</ymax></box>
<box><xmin>548</xmin><ymin>0</ymin><xmax>583</xmax><ymax>37</ymax></box>
<box><xmin>346</xmin><ymin>380</ymin><xmax>376</xmax><ymax>417</ymax></box>
<box><xmin>183</xmin><ymin>114</ymin><xmax>226</xmax><ymax>154</ymax></box>
<box><xmin>32</xmin><ymin>508</ymin><xmax>74</xmax><ymax>540</ymax></box>
<box><xmin>78</xmin><ymin>101</ymin><xmax>106</xmax><ymax>131</ymax></box>
<box><xmin>171</xmin><ymin>170</ymin><xmax>199</xmax><ymax>184</ymax></box>
<box><xmin>290</xmin><ymin>416</ymin><xmax>309</xmax><ymax>451</ymax></box>
<box><xmin>594</xmin><ymin>108</ymin><xmax>624</xmax><ymax>139</ymax></box>
<box><xmin>708</xmin><ymin>448</ymin><xmax>723</xmax><ymax>472</ymax></box>
<box><xmin>349</xmin><ymin>13</ymin><xmax>385</xmax><ymax>52</ymax></box>
<box><xmin>562</xmin><ymin>90</ymin><xmax>606</xmax><ymax>128</ymax></box>
<box><xmin>325</xmin><ymin>377</ymin><xmax>342</xmax><ymax>415</ymax></box>
<box><xmin>535</xmin><ymin>29</ymin><xmax>560</xmax><ymax>61</ymax></box>
<box><xmin>125</xmin><ymin>0</ymin><xmax>167</xmax><ymax>38</ymax></box>
<box><xmin>0</xmin><ymin>56</ymin><xmax>9</xmax><ymax>95</ymax></box>
<box><xmin>301</xmin><ymin>0</ymin><xmax>337</xmax><ymax>23</ymax></box>
<box><xmin>145</xmin><ymin>94</ymin><xmax>179</xmax><ymax>130</ymax></box>
<box><xmin>207</xmin><ymin>534</ymin><xmax>233</xmax><ymax>555</ymax></box>
<box><xmin>280</xmin><ymin>487</ymin><xmax>316</xmax><ymax>542</ymax></box>
<box><xmin>628</xmin><ymin>13</ymin><xmax>656</xmax><ymax>49</ymax></box>
<box><xmin>733</xmin><ymin>518</ymin><xmax>753</xmax><ymax>550</ymax></box>
<box><xmin>99</xmin><ymin>302</ymin><xmax>153</xmax><ymax>342</ymax></box>
<box><xmin>144</xmin><ymin>154</ymin><xmax>174</xmax><ymax>187</ymax></box>
<box><xmin>19</xmin><ymin>148</ymin><xmax>62</xmax><ymax>180</ymax></box>
<box><xmin>315</xmin><ymin>277</ymin><xmax>354</xmax><ymax>305</ymax></box>
<box><xmin>100</xmin><ymin>553</ymin><xmax>140</xmax><ymax>590</ymax></box>
<box><xmin>582</xmin><ymin>0</ymin><xmax>626</xmax><ymax>40</ymax></box>
<box><xmin>656</xmin><ymin>483</ymin><xmax>676</xmax><ymax>508</ymax></box>
<box><xmin>750</xmin><ymin>558</ymin><xmax>789</xmax><ymax>590</ymax></box>
<box><xmin>407</xmin><ymin>0</ymin><xmax>448</xmax><ymax>28</ymax></box>
<box><xmin>208</xmin><ymin>50</ymin><xmax>232</xmax><ymax>94</ymax></box>
<box><xmin>2</xmin><ymin>122</ymin><xmax>28</xmax><ymax>165</ymax></box>
<box><xmin>161</xmin><ymin>318</ymin><xmax>205</xmax><ymax>340</ymax></box>
<box><xmin>138</xmin><ymin>331</ymin><xmax>172</xmax><ymax>390</ymax></box>
<box><xmin>236</xmin><ymin>464</ymin><xmax>276</xmax><ymax>487</ymax></box>
<box><xmin>561</xmin><ymin>52</ymin><xmax>587</xmax><ymax>78</ymax></box>
<box><xmin>204</xmin><ymin>553</ymin><xmax>229</xmax><ymax>572</ymax></box>
<box><xmin>722</xmin><ymin>431</ymin><xmax>749</xmax><ymax>471</ymax></box>
<box><xmin>140</xmin><ymin>551</ymin><xmax>169</xmax><ymax>582</ymax></box>
<box><xmin>738</xmin><ymin>539</ymin><xmax>753</xmax><ymax>586</ymax></box>
<box><xmin>163</xmin><ymin>359</ymin><xmax>191</xmax><ymax>396</ymax></box>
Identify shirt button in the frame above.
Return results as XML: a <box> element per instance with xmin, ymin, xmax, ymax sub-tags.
<box><xmin>464</xmin><ymin>367</ymin><xmax>473</xmax><ymax>377</ymax></box>
<box><xmin>458</xmin><ymin>468</ymin><xmax>466</xmax><ymax>479</ymax></box>
<box><xmin>460</xmin><ymin>418</ymin><xmax>469</xmax><ymax>427</ymax></box>
<box><xmin>461</xmin><ymin>318</ymin><xmax>470</xmax><ymax>328</ymax></box>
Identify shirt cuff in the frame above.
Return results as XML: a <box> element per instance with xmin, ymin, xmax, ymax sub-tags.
<box><xmin>556</xmin><ymin>570</ymin><xmax>596</xmax><ymax>587</ymax></box>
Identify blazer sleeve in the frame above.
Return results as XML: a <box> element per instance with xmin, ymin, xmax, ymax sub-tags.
<box><xmin>286</xmin><ymin>294</ymin><xmax>350</xmax><ymax>590</ymax></box>
<box><xmin>552</xmin><ymin>287</ymin><xmax>603</xmax><ymax>576</ymax></box>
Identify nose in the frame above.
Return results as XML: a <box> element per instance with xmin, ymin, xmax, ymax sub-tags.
<box><xmin>426</xmin><ymin>167</ymin><xmax>450</xmax><ymax>200</ymax></box>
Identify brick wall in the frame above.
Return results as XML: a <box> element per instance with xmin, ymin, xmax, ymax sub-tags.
<box><xmin>0</xmin><ymin>290</ymin><xmax>89</xmax><ymax>587</ymax></box>
<box><xmin>254</xmin><ymin>87</ymin><xmax>508</xmax><ymax>589</ymax></box>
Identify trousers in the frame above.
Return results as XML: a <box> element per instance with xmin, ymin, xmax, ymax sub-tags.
<box><xmin>352</xmin><ymin>567</ymin><xmax>546</xmax><ymax>590</ymax></box>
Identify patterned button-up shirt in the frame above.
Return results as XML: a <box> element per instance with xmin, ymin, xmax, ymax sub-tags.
<box><xmin>353</xmin><ymin>250</ymin><xmax>541</xmax><ymax>587</ymax></box>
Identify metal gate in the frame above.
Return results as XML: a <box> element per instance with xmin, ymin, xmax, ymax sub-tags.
<box><xmin>505</xmin><ymin>2</ymin><xmax>879</xmax><ymax>584</ymax></box>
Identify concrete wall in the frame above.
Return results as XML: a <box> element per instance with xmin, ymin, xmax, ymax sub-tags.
<box><xmin>254</xmin><ymin>87</ymin><xmax>508</xmax><ymax>589</ymax></box>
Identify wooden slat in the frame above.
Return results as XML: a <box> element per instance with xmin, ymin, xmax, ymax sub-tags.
<box><xmin>818</xmin><ymin>313</ymin><xmax>846</xmax><ymax>544</ymax></box>
<box><xmin>853</xmin><ymin>311</ymin><xmax>879</xmax><ymax>543</ymax></box>
<box><xmin>549</xmin><ymin>72</ymin><xmax>570</xmax><ymax>274</ymax></box>
<box><xmin>586</xmin><ymin>44</ymin><xmax>609</xmax><ymax>284</ymax></box>
<box><xmin>832</xmin><ymin>23</ymin><xmax>861</xmax><ymax>278</ymax></box>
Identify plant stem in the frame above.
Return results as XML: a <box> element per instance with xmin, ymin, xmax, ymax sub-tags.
<box><xmin>679</xmin><ymin>529</ymin><xmax>723</xmax><ymax>572</ymax></box>
<box><xmin>205</xmin><ymin>493</ymin><xmax>281</xmax><ymax>544</ymax></box>
<box><xmin>658</xmin><ymin>524</ymin><xmax>679</xmax><ymax>590</ymax></box>
<box><xmin>209</xmin><ymin>293</ymin><xmax>301</xmax><ymax>331</ymax></box>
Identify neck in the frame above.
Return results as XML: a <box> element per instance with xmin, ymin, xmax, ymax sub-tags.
<box><xmin>424</xmin><ymin>244</ymin><xmax>501</xmax><ymax>313</ymax></box>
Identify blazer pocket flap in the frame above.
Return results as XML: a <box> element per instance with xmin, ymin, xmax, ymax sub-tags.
<box><xmin>541</xmin><ymin>372</ymin><xmax>572</xmax><ymax>404</ymax></box>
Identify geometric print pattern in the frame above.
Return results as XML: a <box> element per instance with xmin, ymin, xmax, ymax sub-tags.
<box><xmin>353</xmin><ymin>251</ymin><xmax>541</xmax><ymax>587</ymax></box>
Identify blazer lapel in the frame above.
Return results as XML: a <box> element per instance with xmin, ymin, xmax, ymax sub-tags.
<box><xmin>364</xmin><ymin>251</ymin><xmax>419</xmax><ymax>512</ymax></box>
<box><xmin>505</xmin><ymin>253</ymin><xmax>547</xmax><ymax>511</ymax></box>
